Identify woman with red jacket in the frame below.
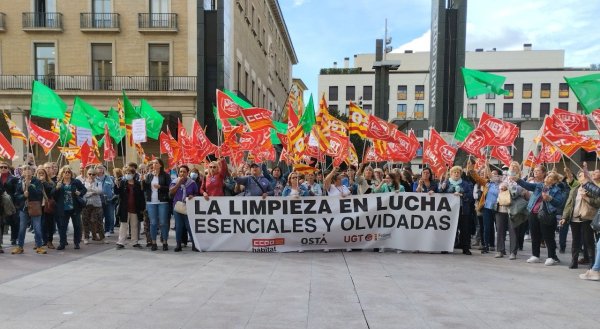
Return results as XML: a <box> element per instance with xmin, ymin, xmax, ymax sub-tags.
<box><xmin>201</xmin><ymin>158</ymin><xmax>229</xmax><ymax>199</ymax></box>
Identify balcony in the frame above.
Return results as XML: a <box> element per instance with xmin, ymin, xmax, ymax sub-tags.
<box><xmin>0</xmin><ymin>75</ymin><xmax>196</xmax><ymax>92</ymax></box>
<box><xmin>138</xmin><ymin>13</ymin><xmax>177</xmax><ymax>32</ymax></box>
<box><xmin>0</xmin><ymin>13</ymin><xmax>6</xmax><ymax>31</ymax></box>
<box><xmin>22</xmin><ymin>12</ymin><xmax>63</xmax><ymax>31</ymax></box>
<box><xmin>80</xmin><ymin>13</ymin><xmax>120</xmax><ymax>32</ymax></box>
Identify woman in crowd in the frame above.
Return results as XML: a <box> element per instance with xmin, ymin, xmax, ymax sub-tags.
<box><xmin>12</xmin><ymin>165</ymin><xmax>44</xmax><ymax>254</ymax></box>
<box><xmin>263</xmin><ymin>164</ymin><xmax>288</xmax><ymax>196</ymax></box>
<box><xmin>36</xmin><ymin>168</ymin><xmax>56</xmax><ymax>249</ymax></box>
<box><xmin>142</xmin><ymin>159</ymin><xmax>172</xmax><ymax>251</ymax></box>
<box><xmin>468</xmin><ymin>164</ymin><xmax>500</xmax><ymax>254</ymax></box>
<box><xmin>112</xmin><ymin>168</ymin><xmax>123</xmax><ymax>228</ymax></box>
<box><xmin>413</xmin><ymin>167</ymin><xmax>437</xmax><ymax>193</ymax></box>
<box><xmin>302</xmin><ymin>172</ymin><xmax>323</xmax><ymax>196</ymax></box>
<box><xmin>399</xmin><ymin>170</ymin><xmax>414</xmax><ymax>192</ymax></box>
<box><xmin>500</xmin><ymin>161</ymin><xmax>528</xmax><ymax>260</ymax></box>
<box><xmin>170</xmin><ymin>165</ymin><xmax>199</xmax><ymax>252</ymax></box>
<box><xmin>373</xmin><ymin>168</ymin><xmax>384</xmax><ymax>187</ymax></box>
<box><xmin>561</xmin><ymin>170</ymin><xmax>598</xmax><ymax>269</ymax></box>
<box><xmin>201</xmin><ymin>158</ymin><xmax>229</xmax><ymax>199</ymax></box>
<box><xmin>81</xmin><ymin>168</ymin><xmax>105</xmax><ymax>244</ymax></box>
<box><xmin>374</xmin><ymin>172</ymin><xmax>404</xmax><ymax>193</ymax></box>
<box><xmin>514</xmin><ymin>169</ymin><xmax>567</xmax><ymax>266</ymax></box>
<box><xmin>116</xmin><ymin>167</ymin><xmax>145</xmax><ymax>249</ymax></box>
<box><xmin>440</xmin><ymin>166</ymin><xmax>474</xmax><ymax>255</ymax></box>
<box><xmin>355</xmin><ymin>164</ymin><xmax>376</xmax><ymax>195</ymax></box>
<box><xmin>52</xmin><ymin>165</ymin><xmax>87</xmax><ymax>250</ymax></box>
<box><xmin>282</xmin><ymin>173</ymin><xmax>308</xmax><ymax>197</ymax></box>
<box><xmin>578</xmin><ymin>164</ymin><xmax>600</xmax><ymax>280</ymax></box>
<box><xmin>324</xmin><ymin>167</ymin><xmax>352</xmax><ymax>252</ymax></box>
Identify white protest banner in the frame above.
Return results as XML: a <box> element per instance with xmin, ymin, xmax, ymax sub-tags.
<box><xmin>186</xmin><ymin>192</ymin><xmax>460</xmax><ymax>252</ymax></box>
<box><xmin>132</xmin><ymin>118</ymin><xmax>147</xmax><ymax>143</ymax></box>
<box><xmin>76</xmin><ymin>127</ymin><xmax>93</xmax><ymax>146</ymax></box>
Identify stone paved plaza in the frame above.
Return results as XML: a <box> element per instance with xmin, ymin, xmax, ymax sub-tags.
<box><xmin>1</xmin><ymin>232</ymin><xmax>598</xmax><ymax>329</ymax></box>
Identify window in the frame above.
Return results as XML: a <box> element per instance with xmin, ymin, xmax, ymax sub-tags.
<box><xmin>558</xmin><ymin>102</ymin><xmax>569</xmax><ymax>110</ymax></box>
<box><xmin>244</xmin><ymin>71</ymin><xmax>249</xmax><ymax>96</ymax></box>
<box><xmin>92</xmin><ymin>44</ymin><xmax>112</xmax><ymax>90</ymax></box>
<box><xmin>485</xmin><ymin>93</ymin><xmax>495</xmax><ymax>99</ymax></box>
<box><xmin>251</xmin><ymin>80</ymin><xmax>255</xmax><ymax>104</ymax></box>
<box><xmin>363</xmin><ymin>104</ymin><xmax>372</xmax><ymax>112</ymax></box>
<box><xmin>540</xmin><ymin>83</ymin><xmax>551</xmax><ymax>98</ymax></box>
<box><xmin>92</xmin><ymin>0</ymin><xmax>112</xmax><ymax>27</ymax></box>
<box><xmin>237</xmin><ymin>62</ymin><xmax>242</xmax><ymax>93</ymax></box>
<box><xmin>485</xmin><ymin>103</ymin><xmax>495</xmax><ymax>117</ymax></box>
<box><xmin>328</xmin><ymin>86</ymin><xmax>338</xmax><ymax>101</ymax></box>
<box><xmin>521</xmin><ymin>103</ymin><xmax>531</xmax><ymax>118</ymax></box>
<box><xmin>346</xmin><ymin>86</ymin><xmax>355</xmax><ymax>101</ymax></box>
<box><xmin>35</xmin><ymin>43</ymin><xmax>56</xmax><ymax>88</ymax></box>
<box><xmin>540</xmin><ymin>103</ymin><xmax>550</xmax><ymax>117</ymax></box>
<box><xmin>328</xmin><ymin>105</ymin><xmax>338</xmax><ymax>113</ymax></box>
<box><xmin>414</xmin><ymin>104</ymin><xmax>424</xmax><ymax>119</ymax></box>
<box><xmin>577</xmin><ymin>103</ymin><xmax>584</xmax><ymax>114</ymax></box>
<box><xmin>559</xmin><ymin>83</ymin><xmax>569</xmax><ymax>98</ymax></box>
<box><xmin>467</xmin><ymin>104</ymin><xmax>477</xmax><ymax>118</ymax></box>
<box><xmin>504</xmin><ymin>84</ymin><xmax>514</xmax><ymax>99</ymax></box>
<box><xmin>503</xmin><ymin>103</ymin><xmax>513</xmax><ymax>119</ymax></box>
<box><xmin>415</xmin><ymin>85</ymin><xmax>425</xmax><ymax>100</ymax></box>
<box><xmin>148</xmin><ymin>44</ymin><xmax>169</xmax><ymax>91</ymax></box>
<box><xmin>522</xmin><ymin>83</ymin><xmax>532</xmax><ymax>99</ymax></box>
<box><xmin>363</xmin><ymin>86</ymin><xmax>373</xmax><ymax>101</ymax></box>
<box><xmin>150</xmin><ymin>0</ymin><xmax>170</xmax><ymax>27</ymax></box>
<box><xmin>468</xmin><ymin>95</ymin><xmax>478</xmax><ymax>100</ymax></box>
<box><xmin>396</xmin><ymin>104</ymin><xmax>407</xmax><ymax>119</ymax></box>
<box><xmin>397</xmin><ymin>85</ymin><xmax>407</xmax><ymax>100</ymax></box>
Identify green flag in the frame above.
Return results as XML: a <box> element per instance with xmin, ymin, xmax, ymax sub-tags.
<box><xmin>107</xmin><ymin>107</ymin><xmax>126</xmax><ymax>142</ymax></box>
<box><xmin>138</xmin><ymin>99</ymin><xmax>164</xmax><ymax>139</ymax></box>
<box><xmin>270</xmin><ymin>120</ymin><xmax>288</xmax><ymax>144</ymax></box>
<box><xmin>453</xmin><ymin>116</ymin><xmax>475</xmax><ymax>142</ymax></box>
<box><xmin>461</xmin><ymin>67</ymin><xmax>509</xmax><ymax>98</ymax></box>
<box><xmin>58</xmin><ymin>122</ymin><xmax>72</xmax><ymax>146</ymax></box>
<box><xmin>70</xmin><ymin>96</ymin><xmax>107</xmax><ymax>135</ymax></box>
<box><xmin>299</xmin><ymin>94</ymin><xmax>316</xmax><ymax>134</ymax></box>
<box><xmin>212</xmin><ymin>104</ymin><xmax>223</xmax><ymax>130</ymax></box>
<box><xmin>31</xmin><ymin>80</ymin><xmax>67</xmax><ymax>119</ymax></box>
<box><xmin>122</xmin><ymin>90</ymin><xmax>141</xmax><ymax>124</ymax></box>
<box><xmin>564</xmin><ymin>73</ymin><xmax>600</xmax><ymax>114</ymax></box>
<box><xmin>97</xmin><ymin>135</ymin><xmax>105</xmax><ymax>148</ymax></box>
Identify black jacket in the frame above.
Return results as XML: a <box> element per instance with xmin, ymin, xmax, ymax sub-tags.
<box><xmin>14</xmin><ymin>177</ymin><xmax>44</xmax><ymax>212</ymax></box>
<box><xmin>142</xmin><ymin>171</ymin><xmax>171</xmax><ymax>203</ymax></box>
<box><xmin>51</xmin><ymin>179</ymin><xmax>87</xmax><ymax>216</ymax></box>
<box><xmin>0</xmin><ymin>174</ymin><xmax>18</xmax><ymax>196</ymax></box>
<box><xmin>117</xmin><ymin>180</ymin><xmax>146</xmax><ymax>222</ymax></box>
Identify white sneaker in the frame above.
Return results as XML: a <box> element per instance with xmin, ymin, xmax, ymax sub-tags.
<box><xmin>378</xmin><ymin>248</ymin><xmax>385</xmax><ymax>253</ymax></box>
<box><xmin>83</xmin><ymin>239</ymin><xmax>89</xmax><ymax>245</ymax></box>
<box><xmin>544</xmin><ymin>258</ymin><xmax>559</xmax><ymax>266</ymax></box>
<box><xmin>298</xmin><ymin>250</ymin><xmax>304</xmax><ymax>253</ymax></box>
<box><xmin>323</xmin><ymin>249</ymin><xmax>329</xmax><ymax>253</ymax></box>
<box><xmin>509</xmin><ymin>253</ymin><xmax>516</xmax><ymax>260</ymax></box>
<box><xmin>579</xmin><ymin>270</ymin><xmax>600</xmax><ymax>281</ymax></box>
<box><xmin>494</xmin><ymin>252</ymin><xmax>503</xmax><ymax>258</ymax></box>
<box><xmin>105</xmin><ymin>232</ymin><xmax>112</xmax><ymax>237</ymax></box>
<box><xmin>524</xmin><ymin>234</ymin><xmax>531</xmax><ymax>241</ymax></box>
<box><xmin>396</xmin><ymin>250</ymin><xmax>403</xmax><ymax>254</ymax></box>
<box><xmin>346</xmin><ymin>248</ymin><xmax>352</xmax><ymax>252</ymax></box>
<box><xmin>526</xmin><ymin>256</ymin><xmax>541</xmax><ymax>263</ymax></box>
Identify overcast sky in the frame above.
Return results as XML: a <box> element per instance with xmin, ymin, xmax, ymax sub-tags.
<box><xmin>280</xmin><ymin>0</ymin><xmax>600</xmax><ymax>99</ymax></box>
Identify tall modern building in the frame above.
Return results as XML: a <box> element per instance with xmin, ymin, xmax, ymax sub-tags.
<box><xmin>318</xmin><ymin>45</ymin><xmax>599</xmax><ymax>164</ymax></box>
<box><xmin>0</xmin><ymin>0</ymin><xmax>297</xmax><ymax>164</ymax></box>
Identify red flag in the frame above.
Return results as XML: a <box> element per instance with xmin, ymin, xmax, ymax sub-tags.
<box><xmin>242</xmin><ymin>107</ymin><xmax>274</xmax><ymax>131</ymax></box>
<box><xmin>539</xmin><ymin>144</ymin><xmax>561</xmax><ymax>163</ymax></box>
<box><xmin>254</xmin><ymin>147</ymin><xmax>276</xmax><ymax>163</ymax></box>
<box><xmin>541</xmin><ymin>132</ymin><xmax>585</xmax><ymax>157</ymax></box>
<box><xmin>191</xmin><ymin>119</ymin><xmax>218</xmax><ymax>160</ymax></box>
<box><xmin>363</xmin><ymin>146</ymin><xmax>385</xmax><ymax>163</ymax></box>
<box><xmin>591</xmin><ymin>110</ymin><xmax>600</xmax><ymax>131</ymax></box>
<box><xmin>160</xmin><ymin>127</ymin><xmax>182</xmax><ymax>168</ymax></box>
<box><xmin>77</xmin><ymin>141</ymin><xmax>100</xmax><ymax>168</ymax></box>
<box><xmin>422</xmin><ymin>139</ymin><xmax>447</xmax><ymax>178</ymax></box>
<box><xmin>366</xmin><ymin>115</ymin><xmax>398</xmax><ymax>143</ymax></box>
<box><xmin>0</xmin><ymin>133</ymin><xmax>16</xmax><ymax>160</ymax></box>
<box><xmin>216</xmin><ymin>90</ymin><xmax>243</xmax><ymax>124</ymax></box>
<box><xmin>429</xmin><ymin>128</ymin><xmax>457</xmax><ymax>166</ymax></box>
<box><xmin>491</xmin><ymin>146</ymin><xmax>512</xmax><ymax>167</ymax></box>
<box><xmin>103</xmin><ymin>124</ymin><xmax>116</xmax><ymax>162</ymax></box>
<box><xmin>177</xmin><ymin>120</ymin><xmax>195</xmax><ymax>164</ymax></box>
<box><xmin>26</xmin><ymin>118</ymin><xmax>59</xmax><ymax>155</ymax></box>
<box><xmin>479</xmin><ymin>112</ymin><xmax>519</xmax><ymax>146</ymax></box>
<box><xmin>523</xmin><ymin>150</ymin><xmax>539</xmax><ymax>168</ymax></box>
<box><xmin>238</xmin><ymin>129</ymin><xmax>270</xmax><ymax>151</ymax></box>
<box><xmin>293</xmin><ymin>163</ymin><xmax>318</xmax><ymax>175</ymax></box>
<box><xmin>552</xmin><ymin>108</ymin><xmax>588</xmax><ymax>132</ymax></box>
<box><xmin>459</xmin><ymin>128</ymin><xmax>488</xmax><ymax>159</ymax></box>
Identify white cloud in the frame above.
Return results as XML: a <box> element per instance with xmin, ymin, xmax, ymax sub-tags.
<box><xmin>293</xmin><ymin>0</ymin><xmax>307</xmax><ymax>7</ymax></box>
<box><xmin>393</xmin><ymin>0</ymin><xmax>600</xmax><ymax>67</ymax></box>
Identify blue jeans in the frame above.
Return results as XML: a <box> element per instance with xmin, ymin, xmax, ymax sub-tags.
<box><xmin>57</xmin><ymin>210</ymin><xmax>82</xmax><ymax>246</ymax></box>
<box><xmin>558</xmin><ymin>222</ymin><xmax>569</xmax><ymax>251</ymax></box>
<box><xmin>173</xmin><ymin>212</ymin><xmax>193</xmax><ymax>244</ymax></box>
<box><xmin>147</xmin><ymin>203</ymin><xmax>170</xmax><ymax>243</ymax></box>
<box><xmin>103</xmin><ymin>202</ymin><xmax>115</xmax><ymax>233</ymax></box>
<box><xmin>18</xmin><ymin>211</ymin><xmax>43</xmax><ymax>248</ymax></box>
<box><xmin>593</xmin><ymin>235</ymin><xmax>600</xmax><ymax>271</ymax></box>
<box><xmin>482</xmin><ymin>208</ymin><xmax>496</xmax><ymax>248</ymax></box>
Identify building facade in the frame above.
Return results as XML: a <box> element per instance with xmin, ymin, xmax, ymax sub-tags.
<box><xmin>0</xmin><ymin>0</ymin><xmax>296</xmax><ymax>165</ymax></box>
<box><xmin>318</xmin><ymin>46</ymin><xmax>599</xmax><ymax>164</ymax></box>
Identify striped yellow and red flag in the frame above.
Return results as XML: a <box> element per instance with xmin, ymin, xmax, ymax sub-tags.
<box><xmin>293</xmin><ymin>163</ymin><xmax>318</xmax><ymax>175</ymax></box>
<box><xmin>348</xmin><ymin>102</ymin><xmax>368</xmax><ymax>138</ymax></box>
<box><xmin>315</xmin><ymin>95</ymin><xmax>331</xmax><ymax>152</ymax></box>
<box><xmin>2</xmin><ymin>112</ymin><xmax>27</xmax><ymax>141</ymax></box>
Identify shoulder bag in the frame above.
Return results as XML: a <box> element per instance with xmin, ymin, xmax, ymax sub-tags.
<box><xmin>1</xmin><ymin>192</ymin><xmax>16</xmax><ymax>217</ymax></box>
<box><xmin>174</xmin><ymin>180</ymin><xmax>190</xmax><ymax>215</ymax></box>
<box><xmin>537</xmin><ymin>201</ymin><xmax>556</xmax><ymax>226</ymax></box>
<box><xmin>591</xmin><ymin>211</ymin><xmax>600</xmax><ymax>231</ymax></box>
<box><xmin>43</xmin><ymin>189</ymin><xmax>56</xmax><ymax>214</ymax></box>
<box><xmin>498</xmin><ymin>190</ymin><xmax>511</xmax><ymax>207</ymax></box>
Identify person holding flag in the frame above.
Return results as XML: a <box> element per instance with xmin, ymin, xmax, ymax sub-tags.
<box><xmin>439</xmin><ymin>166</ymin><xmax>474</xmax><ymax>255</ymax></box>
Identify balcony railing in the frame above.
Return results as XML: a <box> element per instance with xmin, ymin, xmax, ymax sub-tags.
<box><xmin>0</xmin><ymin>13</ymin><xmax>6</xmax><ymax>31</ymax></box>
<box><xmin>22</xmin><ymin>12</ymin><xmax>63</xmax><ymax>30</ymax></box>
<box><xmin>80</xmin><ymin>13</ymin><xmax>120</xmax><ymax>30</ymax></box>
<box><xmin>138</xmin><ymin>13</ymin><xmax>177</xmax><ymax>31</ymax></box>
<box><xmin>0</xmin><ymin>75</ymin><xmax>196</xmax><ymax>92</ymax></box>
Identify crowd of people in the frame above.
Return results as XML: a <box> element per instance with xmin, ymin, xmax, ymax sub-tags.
<box><xmin>0</xmin><ymin>155</ymin><xmax>599</xmax><ymax>282</ymax></box>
